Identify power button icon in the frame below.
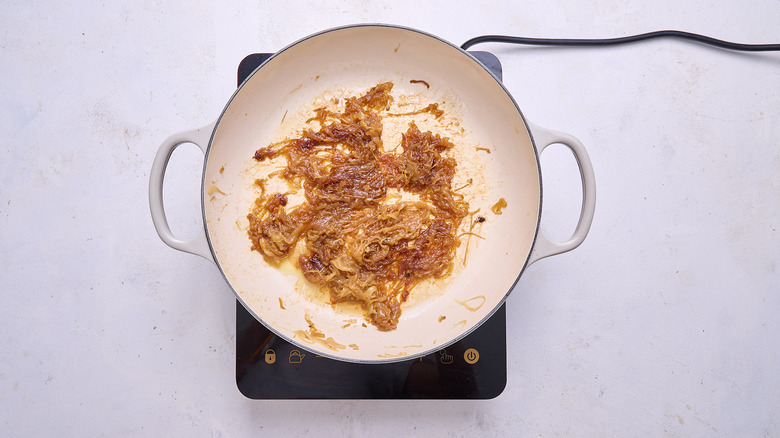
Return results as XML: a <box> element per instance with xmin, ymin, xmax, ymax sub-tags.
<box><xmin>464</xmin><ymin>348</ymin><xmax>480</xmax><ymax>364</ymax></box>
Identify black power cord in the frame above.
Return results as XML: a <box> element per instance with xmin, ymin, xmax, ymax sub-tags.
<box><xmin>461</xmin><ymin>30</ymin><xmax>780</xmax><ymax>52</ymax></box>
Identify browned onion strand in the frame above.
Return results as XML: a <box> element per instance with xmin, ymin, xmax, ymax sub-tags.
<box><xmin>247</xmin><ymin>82</ymin><xmax>469</xmax><ymax>331</ymax></box>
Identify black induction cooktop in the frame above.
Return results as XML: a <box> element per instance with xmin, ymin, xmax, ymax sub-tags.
<box><xmin>235</xmin><ymin>51</ymin><xmax>507</xmax><ymax>399</ymax></box>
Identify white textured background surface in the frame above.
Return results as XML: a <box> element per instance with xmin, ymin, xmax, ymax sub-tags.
<box><xmin>2</xmin><ymin>1</ymin><xmax>779</xmax><ymax>436</ymax></box>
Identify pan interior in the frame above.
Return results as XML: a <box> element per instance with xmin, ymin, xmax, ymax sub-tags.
<box><xmin>203</xmin><ymin>25</ymin><xmax>540</xmax><ymax>362</ymax></box>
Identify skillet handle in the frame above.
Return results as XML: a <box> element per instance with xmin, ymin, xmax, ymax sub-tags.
<box><xmin>149</xmin><ymin>121</ymin><xmax>217</xmax><ymax>264</ymax></box>
<box><xmin>526</xmin><ymin>123</ymin><xmax>596</xmax><ymax>265</ymax></box>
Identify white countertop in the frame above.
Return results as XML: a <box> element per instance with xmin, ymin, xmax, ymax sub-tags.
<box><xmin>2</xmin><ymin>1</ymin><xmax>779</xmax><ymax>436</ymax></box>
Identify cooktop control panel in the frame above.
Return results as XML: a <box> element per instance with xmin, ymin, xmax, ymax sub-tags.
<box><xmin>236</xmin><ymin>300</ymin><xmax>507</xmax><ymax>399</ymax></box>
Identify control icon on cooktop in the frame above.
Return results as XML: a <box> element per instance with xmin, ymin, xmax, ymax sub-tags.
<box><xmin>464</xmin><ymin>348</ymin><xmax>480</xmax><ymax>364</ymax></box>
<box><xmin>289</xmin><ymin>350</ymin><xmax>305</xmax><ymax>364</ymax></box>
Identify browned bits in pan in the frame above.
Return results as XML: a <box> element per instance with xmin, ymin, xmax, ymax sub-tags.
<box><xmin>491</xmin><ymin>198</ymin><xmax>507</xmax><ymax>215</ymax></box>
<box><xmin>410</xmin><ymin>79</ymin><xmax>430</xmax><ymax>88</ymax></box>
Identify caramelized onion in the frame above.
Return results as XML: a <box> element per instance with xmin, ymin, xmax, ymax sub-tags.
<box><xmin>247</xmin><ymin>82</ymin><xmax>469</xmax><ymax>330</ymax></box>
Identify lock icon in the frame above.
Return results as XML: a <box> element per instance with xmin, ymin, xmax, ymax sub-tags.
<box><xmin>264</xmin><ymin>349</ymin><xmax>276</xmax><ymax>364</ymax></box>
